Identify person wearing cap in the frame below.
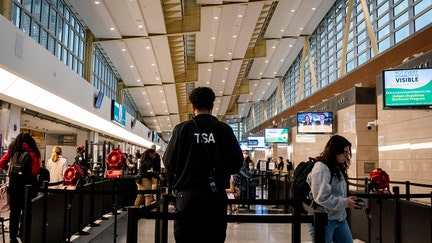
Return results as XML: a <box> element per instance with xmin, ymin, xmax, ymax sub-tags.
<box><xmin>164</xmin><ymin>87</ymin><xmax>243</xmax><ymax>243</ymax></box>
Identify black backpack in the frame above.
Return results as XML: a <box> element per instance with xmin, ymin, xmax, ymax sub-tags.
<box><xmin>9</xmin><ymin>151</ymin><xmax>32</xmax><ymax>178</ymax></box>
<box><xmin>290</xmin><ymin>157</ymin><xmax>316</xmax><ymax>213</ymax></box>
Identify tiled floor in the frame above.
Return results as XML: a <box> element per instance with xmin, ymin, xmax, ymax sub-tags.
<box><xmin>0</xmin><ymin>187</ymin><xmax>365</xmax><ymax>243</ymax></box>
<box><xmin>71</xmin><ymin>208</ymin><xmax>315</xmax><ymax>243</ymax></box>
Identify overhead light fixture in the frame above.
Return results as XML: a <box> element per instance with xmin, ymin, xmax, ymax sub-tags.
<box><xmin>0</xmin><ymin>67</ymin><xmax>154</xmax><ymax>148</ymax></box>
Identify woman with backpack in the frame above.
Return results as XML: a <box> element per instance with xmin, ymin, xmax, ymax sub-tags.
<box><xmin>306</xmin><ymin>135</ymin><xmax>358</xmax><ymax>243</ymax></box>
<box><xmin>0</xmin><ymin>132</ymin><xmax>41</xmax><ymax>243</ymax></box>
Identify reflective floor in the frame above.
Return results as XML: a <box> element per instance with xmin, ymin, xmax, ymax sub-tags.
<box><xmin>0</xmin><ymin>188</ymin><xmax>365</xmax><ymax>243</ymax></box>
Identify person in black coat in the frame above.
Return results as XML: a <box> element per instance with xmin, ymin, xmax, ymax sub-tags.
<box><xmin>163</xmin><ymin>87</ymin><xmax>243</xmax><ymax>243</ymax></box>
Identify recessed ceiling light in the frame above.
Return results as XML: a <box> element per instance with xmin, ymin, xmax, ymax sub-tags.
<box><xmin>208</xmin><ymin>69</ymin><xmax>211</xmax><ymax>72</ymax></box>
<box><xmin>238</xmin><ymin>14</ymin><xmax>243</xmax><ymax>18</ymax></box>
<box><xmin>137</xmin><ymin>79</ymin><xmax>140</xmax><ymax>82</ymax></box>
<box><xmin>130</xmin><ymin>65</ymin><xmax>134</xmax><ymax>68</ymax></box>
<box><xmin>312</xmin><ymin>7</ymin><xmax>316</xmax><ymax>11</ymax></box>
<box><xmin>110</xmin><ymin>27</ymin><xmax>115</xmax><ymax>31</ymax></box>
<box><xmin>214</xmin><ymin>16</ymin><xmax>219</xmax><ymax>20</ymax></box>
<box><xmin>122</xmin><ymin>48</ymin><xmax>126</xmax><ymax>52</ymax></box>
<box><xmin>233</xmin><ymin>35</ymin><xmax>237</xmax><ymax>38</ymax></box>
<box><xmin>94</xmin><ymin>1</ymin><xmax>100</xmax><ymax>4</ymax></box>
<box><xmin>146</xmin><ymin>46</ymin><xmax>150</xmax><ymax>49</ymax></box>
<box><xmin>291</xmin><ymin>9</ymin><xmax>295</xmax><ymax>13</ymax></box>
<box><xmin>209</xmin><ymin>54</ymin><xmax>213</xmax><ymax>57</ymax></box>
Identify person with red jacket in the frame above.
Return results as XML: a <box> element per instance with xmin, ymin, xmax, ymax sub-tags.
<box><xmin>0</xmin><ymin>132</ymin><xmax>41</xmax><ymax>243</ymax></box>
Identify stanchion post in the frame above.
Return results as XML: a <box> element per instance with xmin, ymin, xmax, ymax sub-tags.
<box><xmin>393</xmin><ymin>186</ymin><xmax>401</xmax><ymax>243</ymax></box>
<box><xmin>313</xmin><ymin>211</ymin><xmax>327</xmax><ymax>243</ymax></box>
<box><xmin>126</xmin><ymin>207</ymin><xmax>139</xmax><ymax>243</ymax></box>
<box><xmin>22</xmin><ymin>185</ymin><xmax>33</xmax><ymax>243</ymax></box>
<box><xmin>291</xmin><ymin>197</ymin><xmax>301</xmax><ymax>243</ymax></box>
<box><xmin>42</xmin><ymin>181</ymin><xmax>49</xmax><ymax>243</ymax></box>
<box><xmin>161</xmin><ymin>194</ymin><xmax>170</xmax><ymax>243</ymax></box>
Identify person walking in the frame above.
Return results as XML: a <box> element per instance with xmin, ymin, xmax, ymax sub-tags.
<box><xmin>134</xmin><ymin>148</ymin><xmax>157</xmax><ymax>207</ymax></box>
<box><xmin>0</xmin><ymin>132</ymin><xmax>41</xmax><ymax>243</ymax></box>
<box><xmin>306</xmin><ymin>135</ymin><xmax>358</xmax><ymax>242</ymax></box>
<box><xmin>164</xmin><ymin>87</ymin><xmax>243</xmax><ymax>243</ymax></box>
<box><xmin>46</xmin><ymin>146</ymin><xmax>68</xmax><ymax>188</ymax></box>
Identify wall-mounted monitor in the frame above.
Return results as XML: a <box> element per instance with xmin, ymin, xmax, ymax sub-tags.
<box><xmin>94</xmin><ymin>91</ymin><xmax>104</xmax><ymax>109</ymax></box>
<box><xmin>297</xmin><ymin>112</ymin><xmax>334</xmax><ymax>134</ymax></box>
<box><xmin>264</xmin><ymin>128</ymin><xmax>288</xmax><ymax>143</ymax></box>
<box><xmin>247</xmin><ymin>136</ymin><xmax>266</xmax><ymax>148</ymax></box>
<box><xmin>131</xmin><ymin>118</ymin><xmax>137</xmax><ymax>128</ymax></box>
<box><xmin>152</xmin><ymin>131</ymin><xmax>159</xmax><ymax>143</ymax></box>
<box><xmin>111</xmin><ymin>100</ymin><xmax>126</xmax><ymax>126</ymax></box>
<box><xmin>382</xmin><ymin>68</ymin><xmax>432</xmax><ymax>109</ymax></box>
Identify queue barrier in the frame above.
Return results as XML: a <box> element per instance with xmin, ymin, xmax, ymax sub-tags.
<box><xmin>20</xmin><ymin>174</ymin><xmax>432</xmax><ymax>243</ymax></box>
<box><xmin>126</xmin><ymin>195</ymin><xmax>328</xmax><ymax>243</ymax></box>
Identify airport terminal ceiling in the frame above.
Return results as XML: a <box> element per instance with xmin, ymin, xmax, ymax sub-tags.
<box><xmin>64</xmin><ymin>0</ymin><xmax>336</xmax><ymax>141</ymax></box>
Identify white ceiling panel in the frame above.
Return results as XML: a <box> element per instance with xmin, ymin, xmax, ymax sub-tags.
<box><xmin>124</xmin><ymin>38</ymin><xmax>161</xmax><ymax>85</ymax></box>
<box><xmin>138</xmin><ymin>0</ymin><xmax>167</xmax><ymax>34</ymax></box>
<box><xmin>127</xmin><ymin>87</ymin><xmax>154</xmax><ymax>117</ymax></box>
<box><xmin>145</xmin><ymin>86</ymin><xmax>170</xmax><ymax>116</ymax></box>
<box><xmin>104</xmin><ymin>0</ymin><xmax>149</xmax><ymax>36</ymax></box>
<box><xmin>65</xmin><ymin>0</ymin><xmax>332</xmax><ymax>140</ymax></box>
<box><xmin>152</xmin><ymin>36</ymin><xmax>175</xmax><ymax>84</ymax></box>
<box><xmin>213</xmin><ymin>4</ymin><xmax>246</xmax><ymax>60</ymax></box>
<box><xmin>196</xmin><ymin>7</ymin><xmax>221</xmax><ymax>62</ymax></box>
<box><xmin>69</xmin><ymin>0</ymin><xmax>120</xmax><ymax>38</ymax></box>
<box><xmin>163</xmin><ymin>84</ymin><xmax>179</xmax><ymax>114</ymax></box>
<box><xmin>232</xmin><ymin>2</ymin><xmax>264</xmax><ymax>59</ymax></box>
<box><xmin>98</xmin><ymin>41</ymin><xmax>142</xmax><ymax>87</ymax></box>
<box><xmin>224</xmin><ymin>60</ymin><xmax>243</xmax><ymax>95</ymax></box>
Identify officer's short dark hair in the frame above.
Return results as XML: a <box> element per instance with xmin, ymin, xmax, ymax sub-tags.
<box><xmin>189</xmin><ymin>87</ymin><xmax>215</xmax><ymax>110</ymax></box>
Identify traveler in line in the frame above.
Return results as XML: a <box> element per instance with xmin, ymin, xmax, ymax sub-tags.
<box><xmin>134</xmin><ymin>148</ymin><xmax>157</xmax><ymax>207</ymax></box>
<box><xmin>46</xmin><ymin>146</ymin><xmax>68</xmax><ymax>188</ymax></box>
<box><xmin>74</xmin><ymin>145</ymin><xmax>89</xmax><ymax>175</ymax></box>
<box><xmin>164</xmin><ymin>87</ymin><xmax>243</xmax><ymax>243</ymax></box>
<box><xmin>306</xmin><ymin>135</ymin><xmax>358</xmax><ymax>243</ymax></box>
<box><xmin>0</xmin><ymin>132</ymin><xmax>41</xmax><ymax>243</ymax></box>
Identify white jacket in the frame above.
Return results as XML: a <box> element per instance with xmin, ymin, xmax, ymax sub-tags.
<box><xmin>306</xmin><ymin>161</ymin><xmax>348</xmax><ymax>221</ymax></box>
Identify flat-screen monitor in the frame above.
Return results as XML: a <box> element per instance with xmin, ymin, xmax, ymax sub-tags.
<box><xmin>111</xmin><ymin>100</ymin><xmax>126</xmax><ymax>126</ymax></box>
<box><xmin>382</xmin><ymin>68</ymin><xmax>432</xmax><ymax>109</ymax></box>
<box><xmin>297</xmin><ymin>112</ymin><xmax>333</xmax><ymax>134</ymax></box>
<box><xmin>247</xmin><ymin>136</ymin><xmax>266</xmax><ymax>148</ymax></box>
<box><xmin>152</xmin><ymin>131</ymin><xmax>159</xmax><ymax>143</ymax></box>
<box><xmin>264</xmin><ymin>128</ymin><xmax>288</xmax><ymax>143</ymax></box>
<box><xmin>94</xmin><ymin>91</ymin><xmax>104</xmax><ymax>109</ymax></box>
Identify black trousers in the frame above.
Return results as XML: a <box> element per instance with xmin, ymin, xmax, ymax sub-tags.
<box><xmin>174</xmin><ymin>190</ymin><xmax>228</xmax><ymax>243</ymax></box>
<box><xmin>8</xmin><ymin>176</ymin><xmax>36</xmax><ymax>240</ymax></box>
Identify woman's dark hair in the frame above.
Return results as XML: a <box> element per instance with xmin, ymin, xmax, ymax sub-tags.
<box><xmin>189</xmin><ymin>87</ymin><xmax>215</xmax><ymax>110</ymax></box>
<box><xmin>315</xmin><ymin>135</ymin><xmax>351</xmax><ymax>180</ymax></box>
<box><xmin>9</xmin><ymin>132</ymin><xmax>41</xmax><ymax>158</ymax></box>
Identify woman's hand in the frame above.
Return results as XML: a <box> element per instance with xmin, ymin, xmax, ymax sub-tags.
<box><xmin>347</xmin><ymin>196</ymin><xmax>357</xmax><ymax>209</ymax></box>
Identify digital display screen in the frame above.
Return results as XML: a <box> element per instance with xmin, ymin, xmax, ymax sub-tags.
<box><xmin>297</xmin><ymin>112</ymin><xmax>333</xmax><ymax>134</ymax></box>
<box><xmin>383</xmin><ymin>68</ymin><xmax>432</xmax><ymax>109</ymax></box>
<box><xmin>111</xmin><ymin>100</ymin><xmax>126</xmax><ymax>126</ymax></box>
<box><xmin>247</xmin><ymin>136</ymin><xmax>266</xmax><ymax>148</ymax></box>
<box><xmin>264</xmin><ymin>128</ymin><xmax>288</xmax><ymax>143</ymax></box>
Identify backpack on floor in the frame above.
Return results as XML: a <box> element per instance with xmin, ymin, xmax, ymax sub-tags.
<box><xmin>290</xmin><ymin>157</ymin><xmax>316</xmax><ymax>213</ymax></box>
